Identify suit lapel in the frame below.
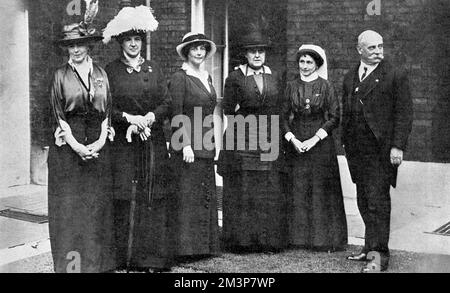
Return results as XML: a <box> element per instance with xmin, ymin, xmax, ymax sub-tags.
<box><xmin>187</xmin><ymin>74</ymin><xmax>213</xmax><ymax>98</ymax></box>
<box><xmin>359</xmin><ymin>61</ymin><xmax>385</xmax><ymax>102</ymax></box>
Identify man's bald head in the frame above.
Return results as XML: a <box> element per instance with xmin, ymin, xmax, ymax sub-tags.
<box><xmin>358</xmin><ymin>30</ymin><xmax>383</xmax><ymax>47</ymax></box>
<box><xmin>357</xmin><ymin>30</ymin><xmax>384</xmax><ymax>65</ymax></box>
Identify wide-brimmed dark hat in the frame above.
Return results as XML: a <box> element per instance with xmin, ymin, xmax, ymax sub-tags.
<box><xmin>239</xmin><ymin>30</ymin><xmax>270</xmax><ymax>49</ymax></box>
<box><xmin>57</xmin><ymin>23</ymin><xmax>103</xmax><ymax>46</ymax></box>
<box><xmin>176</xmin><ymin>32</ymin><xmax>217</xmax><ymax>61</ymax></box>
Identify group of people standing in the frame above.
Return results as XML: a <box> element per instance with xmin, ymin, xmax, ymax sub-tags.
<box><xmin>47</xmin><ymin>3</ymin><xmax>412</xmax><ymax>273</ymax></box>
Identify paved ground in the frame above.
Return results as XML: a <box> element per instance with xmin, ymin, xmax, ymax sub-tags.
<box><xmin>0</xmin><ymin>157</ymin><xmax>449</xmax><ymax>273</ymax></box>
<box><xmin>2</xmin><ymin>245</ymin><xmax>450</xmax><ymax>273</ymax></box>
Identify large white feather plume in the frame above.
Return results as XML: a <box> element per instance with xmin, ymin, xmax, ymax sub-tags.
<box><xmin>103</xmin><ymin>5</ymin><xmax>159</xmax><ymax>44</ymax></box>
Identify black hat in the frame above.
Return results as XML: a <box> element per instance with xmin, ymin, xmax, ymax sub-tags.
<box><xmin>239</xmin><ymin>29</ymin><xmax>270</xmax><ymax>49</ymax></box>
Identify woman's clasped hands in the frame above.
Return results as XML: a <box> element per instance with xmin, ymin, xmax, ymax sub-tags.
<box><xmin>291</xmin><ymin>135</ymin><xmax>320</xmax><ymax>154</ymax></box>
<box><xmin>72</xmin><ymin>141</ymin><xmax>100</xmax><ymax>161</ymax></box>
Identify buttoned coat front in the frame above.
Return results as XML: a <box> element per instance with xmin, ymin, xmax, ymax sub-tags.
<box><xmin>342</xmin><ymin>60</ymin><xmax>413</xmax><ymax>187</ymax></box>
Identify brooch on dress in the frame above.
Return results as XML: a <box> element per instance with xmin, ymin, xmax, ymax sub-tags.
<box><xmin>95</xmin><ymin>77</ymin><xmax>104</xmax><ymax>88</ymax></box>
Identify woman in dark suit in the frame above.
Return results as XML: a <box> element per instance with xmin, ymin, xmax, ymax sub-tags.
<box><xmin>282</xmin><ymin>44</ymin><xmax>347</xmax><ymax>251</ymax></box>
<box><xmin>168</xmin><ymin>32</ymin><xmax>220</xmax><ymax>259</ymax></box>
<box><xmin>218</xmin><ymin>30</ymin><xmax>286</xmax><ymax>252</ymax></box>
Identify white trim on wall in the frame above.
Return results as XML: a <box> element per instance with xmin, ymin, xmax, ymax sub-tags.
<box><xmin>191</xmin><ymin>0</ymin><xmax>205</xmax><ymax>33</ymax></box>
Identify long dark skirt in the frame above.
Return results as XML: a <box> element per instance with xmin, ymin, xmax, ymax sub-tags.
<box><xmin>222</xmin><ymin>170</ymin><xmax>288</xmax><ymax>252</ymax></box>
<box><xmin>171</xmin><ymin>156</ymin><xmax>219</xmax><ymax>256</ymax></box>
<box><xmin>48</xmin><ymin>143</ymin><xmax>115</xmax><ymax>273</ymax></box>
<box><xmin>285</xmin><ymin>137</ymin><xmax>348</xmax><ymax>251</ymax></box>
<box><xmin>111</xmin><ymin>141</ymin><xmax>175</xmax><ymax>270</ymax></box>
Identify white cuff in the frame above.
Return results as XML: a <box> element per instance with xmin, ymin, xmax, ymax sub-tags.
<box><xmin>284</xmin><ymin>132</ymin><xmax>295</xmax><ymax>142</ymax></box>
<box><xmin>146</xmin><ymin>112</ymin><xmax>156</xmax><ymax>123</ymax></box>
<box><xmin>122</xmin><ymin>112</ymin><xmax>131</xmax><ymax>123</ymax></box>
<box><xmin>315</xmin><ymin>128</ymin><xmax>328</xmax><ymax>140</ymax></box>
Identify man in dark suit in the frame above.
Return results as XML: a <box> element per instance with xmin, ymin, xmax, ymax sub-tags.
<box><xmin>342</xmin><ymin>30</ymin><xmax>413</xmax><ymax>272</ymax></box>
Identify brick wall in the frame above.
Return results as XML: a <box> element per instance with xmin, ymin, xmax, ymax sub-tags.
<box><xmin>29</xmin><ymin>0</ymin><xmax>188</xmax><ymax>146</ymax></box>
<box><xmin>286</xmin><ymin>0</ymin><xmax>450</xmax><ymax>162</ymax></box>
<box><xmin>150</xmin><ymin>0</ymin><xmax>190</xmax><ymax>80</ymax></box>
<box><xmin>29</xmin><ymin>0</ymin><xmax>450</xmax><ymax>162</ymax></box>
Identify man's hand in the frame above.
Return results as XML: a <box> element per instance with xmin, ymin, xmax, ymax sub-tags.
<box><xmin>390</xmin><ymin>147</ymin><xmax>404</xmax><ymax>166</ymax></box>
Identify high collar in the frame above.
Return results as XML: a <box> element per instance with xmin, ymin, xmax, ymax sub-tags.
<box><xmin>238</xmin><ymin>64</ymin><xmax>272</xmax><ymax>76</ymax></box>
<box><xmin>360</xmin><ymin>60</ymin><xmax>379</xmax><ymax>70</ymax></box>
<box><xmin>300</xmin><ymin>72</ymin><xmax>319</xmax><ymax>82</ymax></box>
<box><xmin>182</xmin><ymin>62</ymin><xmax>211</xmax><ymax>93</ymax></box>
<box><xmin>359</xmin><ymin>61</ymin><xmax>380</xmax><ymax>81</ymax></box>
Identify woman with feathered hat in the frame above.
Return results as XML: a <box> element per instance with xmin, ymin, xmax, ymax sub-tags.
<box><xmin>103</xmin><ymin>3</ymin><xmax>173</xmax><ymax>272</ymax></box>
<box><xmin>168</xmin><ymin>32</ymin><xmax>220</xmax><ymax>259</ymax></box>
<box><xmin>282</xmin><ymin>44</ymin><xmax>347</xmax><ymax>251</ymax></box>
<box><xmin>48</xmin><ymin>0</ymin><xmax>116</xmax><ymax>273</ymax></box>
<box><xmin>217</xmin><ymin>27</ymin><xmax>287</xmax><ymax>252</ymax></box>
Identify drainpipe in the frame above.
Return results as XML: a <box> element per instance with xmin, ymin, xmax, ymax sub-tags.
<box><xmin>146</xmin><ymin>0</ymin><xmax>151</xmax><ymax>60</ymax></box>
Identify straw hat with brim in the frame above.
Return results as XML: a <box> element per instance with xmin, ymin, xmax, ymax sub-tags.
<box><xmin>296</xmin><ymin>48</ymin><xmax>324</xmax><ymax>68</ymax></box>
<box><xmin>176</xmin><ymin>32</ymin><xmax>217</xmax><ymax>61</ymax></box>
<box><xmin>56</xmin><ymin>23</ymin><xmax>103</xmax><ymax>46</ymax></box>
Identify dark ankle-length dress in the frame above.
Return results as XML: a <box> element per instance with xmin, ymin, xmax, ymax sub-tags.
<box><xmin>105</xmin><ymin>58</ymin><xmax>174</xmax><ymax>270</ymax></box>
<box><xmin>218</xmin><ymin>65</ymin><xmax>287</xmax><ymax>252</ymax></box>
<box><xmin>282</xmin><ymin>76</ymin><xmax>347</xmax><ymax>251</ymax></box>
<box><xmin>48</xmin><ymin>62</ymin><xmax>115</xmax><ymax>273</ymax></box>
<box><xmin>168</xmin><ymin>68</ymin><xmax>220</xmax><ymax>257</ymax></box>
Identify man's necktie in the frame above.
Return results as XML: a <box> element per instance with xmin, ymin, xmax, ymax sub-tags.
<box><xmin>361</xmin><ymin>67</ymin><xmax>368</xmax><ymax>81</ymax></box>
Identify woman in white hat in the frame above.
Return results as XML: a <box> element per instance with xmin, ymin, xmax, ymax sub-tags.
<box><xmin>48</xmin><ymin>1</ymin><xmax>116</xmax><ymax>273</ymax></box>
<box><xmin>282</xmin><ymin>44</ymin><xmax>347</xmax><ymax>251</ymax></box>
<box><xmin>103</xmin><ymin>3</ymin><xmax>173</xmax><ymax>272</ymax></box>
<box><xmin>168</xmin><ymin>32</ymin><xmax>220</xmax><ymax>259</ymax></box>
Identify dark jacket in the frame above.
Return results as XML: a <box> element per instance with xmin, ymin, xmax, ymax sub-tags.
<box><xmin>168</xmin><ymin>69</ymin><xmax>217</xmax><ymax>159</ymax></box>
<box><xmin>218</xmin><ymin>66</ymin><xmax>283</xmax><ymax>173</ymax></box>
<box><xmin>342</xmin><ymin>60</ymin><xmax>413</xmax><ymax>186</ymax></box>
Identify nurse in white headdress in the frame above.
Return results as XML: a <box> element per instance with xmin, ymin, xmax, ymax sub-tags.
<box><xmin>282</xmin><ymin>44</ymin><xmax>348</xmax><ymax>251</ymax></box>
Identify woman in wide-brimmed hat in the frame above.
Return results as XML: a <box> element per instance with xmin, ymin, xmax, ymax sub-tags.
<box><xmin>282</xmin><ymin>44</ymin><xmax>347</xmax><ymax>251</ymax></box>
<box><xmin>168</xmin><ymin>32</ymin><xmax>220</xmax><ymax>259</ymax></box>
<box><xmin>48</xmin><ymin>1</ymin><xmax>116</xmax><ymax>273</ymax></box>
<box><xmin>103</xmin><ymin>3</ymin><xmax>174</xmax><ymax>272</ymax></box>
<box><xmin>217</xmin><ymin>28</ymin><xmax>287</xmax><ymax>253</ymax></box>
